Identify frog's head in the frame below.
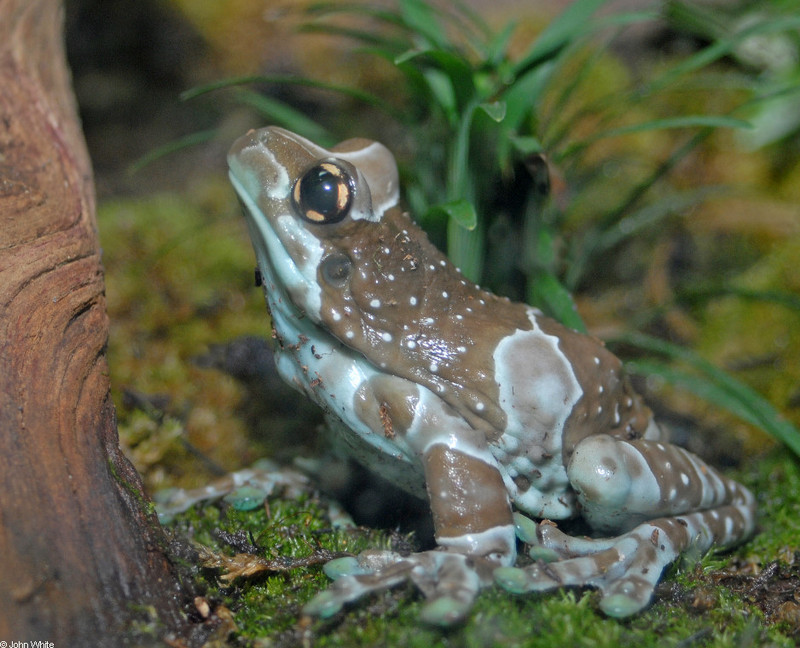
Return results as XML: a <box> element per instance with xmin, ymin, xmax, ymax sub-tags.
<box><xmin>227</xmin><ymin>126</ymin><xmax>399</xmax><ymax>325</ymax></box>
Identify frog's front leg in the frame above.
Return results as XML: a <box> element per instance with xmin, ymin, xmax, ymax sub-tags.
<box><xmin>496</xmin><ymin>435</ymin><xmax>756</xmax><ymax>617</ymax></box>
<box><xmin>304</xmin><ymin>397</ymin><xmax>516</xmax><ymax>626</ymax></box>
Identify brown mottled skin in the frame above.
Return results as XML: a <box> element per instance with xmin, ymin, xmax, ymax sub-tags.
<box><xmin>312</xmin><ymin>204</ymin><xmax>653</xmax><ymax>456</ymax></box>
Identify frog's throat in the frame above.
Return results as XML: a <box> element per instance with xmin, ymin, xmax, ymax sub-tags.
<box><xmin>230</xmin><ymin>170</ymin><xmax>324</xmax><ymax>322</ymax></box>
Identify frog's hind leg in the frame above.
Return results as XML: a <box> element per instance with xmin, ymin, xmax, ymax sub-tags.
<box><xmin>496</xmin><ymin>435</ymin><xmax>756</xmax><ymax>617</ymax></box>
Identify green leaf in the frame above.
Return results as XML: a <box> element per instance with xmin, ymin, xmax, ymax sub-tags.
<box><xmin>395</xmin><ymin>48</ymin><xmax>477</xmax><ymax>111</ymax></box>
<box><xmin>447</xmin><ymin>215</ymin><xmax>483</xmax><ymax>282</ymax></box>
<box><xmin>512</xmin><ymin>0</ymin><xmax>607</xmax><ymax>78</ymax></box>
<box><xmin>128</xmin><ymin>129</ymin><xmax>217</xmax><ymax>174</ymax></box>
<box><xmin>510</xmin><ymin>135</ymin><xmax>544</xmax><ymax>155</ymax></box>
<box><xmin>485</xmin><ymin>20</ymin><xmax>516</xmax><ymax>67</ymax></box>
<box><xmin>427</xmin><ymin>199</ymin><xmax>477</xmax><ymax>230</ymax></box>
<box><xmin>399</xmin><ymin>0</ymin><xmax>448</xmax><ymax>49</ymax></box>
<box><xmin>626</xmin><ymin>359</ymin><xmax>764</xmax><ymax>428</ymax></box>
<box><xmin>594</xmin><ymin>186</ymin><xmax>727</xmax><ymax>253</ymax></box>
<box><xmin>612</xmin><ymin>332</ymin><xmax>800</xmax><ymax>457</ymax></box>
<box><xmin>527</xmin><ymin>268</ymin><xmax>586</xmax><ymax>332</ymax></box>
<box><xmin>588</xmin><ymin>114</ymin><xmax>752</xmax><ymax>141</ymax></box>
<box><xmin>478</xmin><ymin>101</ymin><xmax>506</xmax><ymax>122</ymax></box>
<box><xmin>682</xmin><ymin>284</ymin><xmax>800</xmax><ymax>313</ymax></box>
<box><xmin>422</xmin><ymin>67</ymin><xmax>458</xmax><ymax>121</ymax></box>
<box><xmin>501</xmin><ymin>62</ymin><xmax>554</xmax><ymax>132</ymax></box>
<box><xmin>641</xmin><ymin>14</ymin><xmax>800</xmax><ymax>96</ymax></box>
<box><xmin>182</xmin><ymin>74</ymin><xmax>405</xmax><ymax>121</ymax></box>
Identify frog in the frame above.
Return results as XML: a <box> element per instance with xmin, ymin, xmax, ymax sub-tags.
<box><xmin>226</xmin><ymin>126</ymin><xmax>756</xmax><ymax>626</ymax></box>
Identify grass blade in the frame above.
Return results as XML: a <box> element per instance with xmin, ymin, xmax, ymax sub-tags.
<box><xmin>528</xmin><ymin>268</ymin><xmax>587</xmax><ymax>332</ymax></box>
<box><xmin>512</xmin><ymin>0</ymin><xmax>607</xmax><ymax>77</ymax></box>
<box><xmin>234</xmin><ymin>90</ymin><xmax>334</xmax><ymax>145</ymax></box>
<box><xmin>613</xmin><ymin>331</ymin><xmax>800</xmax><ymax>456</ymax></box>
<box><xmin>128</xmin><ymin>129</ymin><xmax>217</xmax><ymax>173</ymax></box>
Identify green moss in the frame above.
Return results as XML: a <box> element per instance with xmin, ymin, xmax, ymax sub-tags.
<box><xmin>98</xmin><ymin>179</ymin><xmax>274</xmax><ymax>490</ymax></box>
<box><xmin>158</xmin><ymin>448</ymin><xmax>798</xmax><ymax>646</ymax></box>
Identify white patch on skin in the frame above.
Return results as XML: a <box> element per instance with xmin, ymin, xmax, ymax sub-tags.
<box><xmin>331</xmin><ymin>141</ymin><xmax>399</xmax><ymax>219</ymax></box>
<box><xmin>370</xmin><ymin>298</ymin><xmax>381</xmax><ymax>308</ymax></box>
<box><xmin>381</xmin><ymin>331</ymin><xmax>393</xmax><ymax>342</ymax></box>
<box><xmin>275</xmin><ymin>214</ymin><xmax>325</xmax><ymax>316</ymax></box>
<box><xmin>407</xmin><ymin>391</ymin><xmax>500</xmax><ymax>471</ymax></box>
<box><xmin>492</xmin><ymin>309</ymin><xmax>583</xmax><ymax>518</ymax></box>
<box><xmin>229</xmin><ymin>173</ymin><xmax>324</xmax><ymax>321</ymax></box>
<box><xmin>409</xmin><ymin>296</ymin><xmax>418</xmax><ymax>306</ymax></box>
<box><xmin>437</xmin><ymin>524</ymin><xmax>516</xmax><ymax>565</ymax></box>
<box><xmin>230</xmin><ymin>142</ymin><xmax>291</xmax><ymax>200</ymax></box>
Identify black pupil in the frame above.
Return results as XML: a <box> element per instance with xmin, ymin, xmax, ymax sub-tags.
<box><xmin>300</xmin><ymin>166</ymin><xmax>348</xmax><ymax>222</ymax></box>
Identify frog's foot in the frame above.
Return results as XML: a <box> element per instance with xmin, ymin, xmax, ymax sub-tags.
<box><xmin>496</xmin><ymin>501</ymin><xmax>756</xmax><ymax>618</ymax></box>
<box><xmin>153</xmin><ymin>460</ymin><xmax>312</xmax><ymax>521</ymax></box>
<box><xmin>303</xmin><ymin>549</ymin><xmax>494</xmax><ymax>626</ymax></box>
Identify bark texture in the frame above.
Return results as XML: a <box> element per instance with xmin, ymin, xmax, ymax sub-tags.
<box><xmin>0</xmin><ymin>0</ymin><xmax>189</xmax><ymax>643</ymax></box>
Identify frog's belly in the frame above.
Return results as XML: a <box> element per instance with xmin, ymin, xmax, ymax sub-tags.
<box><xmin>325</xmin><ymin>415</ymin><xmax>427</xmax><ymax>499</ymax></box>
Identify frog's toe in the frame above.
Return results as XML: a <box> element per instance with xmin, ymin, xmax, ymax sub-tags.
<box><xmin>420</xmin><ymin>595</ymin><xmax>472</xmax><ymax>627</ymax></box>
<box><xmin>303</xmin><ymin>556</ymin><xmax>414</xmax><ymax>619</ymax></box>
<box><xmin>495</xmin><ymin>553</ymin><xmax>658</xmax><ymax>617</ymax></box>
<box><xmin>302</xmin><ymin>589</ymin><xmax>345</xmax><ymax>619</ymax></box>
<box><xmin>494</xmin><ymin>565</ymin><xmax>559</xmax><ymax>593</ymax></box>
<box><xmin>598</xmin><ymin>580</ymin><xmax>652</xmax><ymax>618</ymax></box>
<box><xmin>305</xmin><ymin>550</ymin><xmax>487</xmax><ymax>626</ymax></box>
<box><xmin>323</xmin><ymin>550</ymin><xmax>402</xmax><ymax>579</ymax></box>
<box><xmin>411</xmin><ymin>553</ymin><xmax>484</xmax><ymax>626</ymax></box>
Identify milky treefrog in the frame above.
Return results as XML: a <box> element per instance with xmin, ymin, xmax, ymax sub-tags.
<box><xmin>227</xmin><ymin>126</ymin><xmax>756</xmax><ymax>626</ymax></box>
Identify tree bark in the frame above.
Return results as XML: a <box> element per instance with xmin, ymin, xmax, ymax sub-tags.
<box><xmin>0</xmin><ymin>0</ymin><xmax>189</xmax><ymax>643</ymax></box>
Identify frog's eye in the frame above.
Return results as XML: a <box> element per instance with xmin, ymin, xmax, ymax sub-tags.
<box><xmin>320</xmin><ymin>253</ymin><xmax>352</xmax><ymax>288</ymax></box>
<box><xmin>292</xmin><ymin>160</ymin><xmax>354</xmax><ymax>224</ymax></box>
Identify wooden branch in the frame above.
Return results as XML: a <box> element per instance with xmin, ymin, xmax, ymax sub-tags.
<box><xmin>0</xmin><ymin>0</ymin><xmax>190</xmax><ymax>643</ymax></box>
